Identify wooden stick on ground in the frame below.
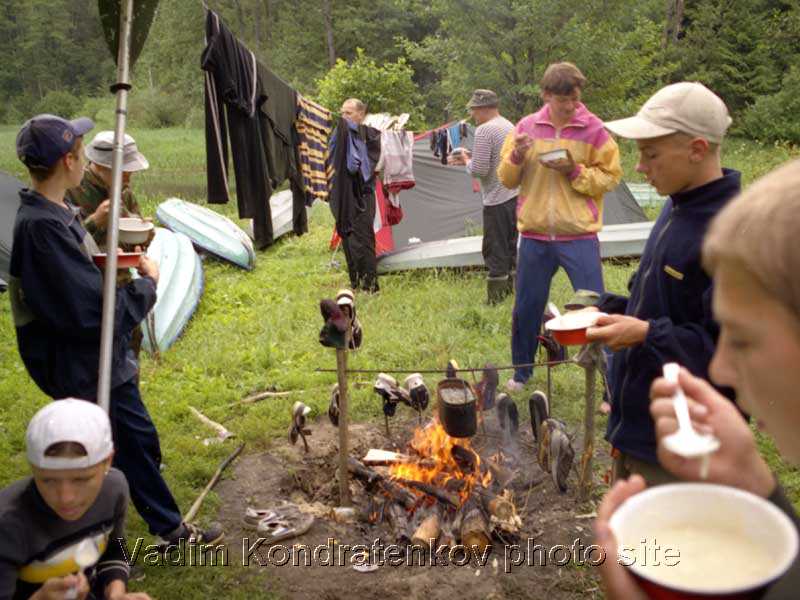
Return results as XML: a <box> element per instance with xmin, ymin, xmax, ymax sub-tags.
<box><xmin>189</xmin><ymin>405</ymin><xmax>234</xmax><ymax>441</ymax></box>
<box><xmin>184</xmin><ymin>442</ymin><xmax>245</xmax><ymax>522</ymax></box>
<box><xmin>579</xmin><ymin>363</ymin><xmax>596</xmax><ymax>502</ymax></box>
<box><xmin>224</xmin><ymin>390</ymin><xmax>300</xmax><ymax>408</ymax></box>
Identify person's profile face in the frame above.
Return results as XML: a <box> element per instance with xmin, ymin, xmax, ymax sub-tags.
<box><xmin>635</xmin><ymin>134</ymin><xmax>695</xmax><ymax>196</ymax></box>
<box><xmin>65</xmin><ymin>139</ymin><xmax>86</xmax><ymax>189</ymax></box>
<box><xmin>710</xmin><ymin>261</ymin><xmax>800</xmax><ymax>464</ymax></box>
<box><xmin>32</xmin><ymin>459</ymin><xmax>109</xmax><ymax>521</ymax></box>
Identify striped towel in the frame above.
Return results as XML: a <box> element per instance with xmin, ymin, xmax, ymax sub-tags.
<box><xmin>296</xmin><ymin>95</ymin><xmax>334</xmax><ymax>202</ymax></box>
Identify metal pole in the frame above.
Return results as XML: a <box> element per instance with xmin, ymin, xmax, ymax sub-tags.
<box><xmin>97</xmin><ymin>0</ymin><xmax>134</xmax><ymax>413</ymax></box>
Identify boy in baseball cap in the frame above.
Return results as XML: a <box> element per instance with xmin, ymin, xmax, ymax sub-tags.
<box><xmin>585</xmin><ymin>82</ymin><xmax>741</xmax><ymax>484</ymax></box>
<box><xmin>10</xmin><ymin>114</ymin><xmax>223</xmax><ymax>551</ymax></box>
<box><xmin>0</xmin><ymin>399</ymin><xmax>151</xmax><ymax>599</ymax></box>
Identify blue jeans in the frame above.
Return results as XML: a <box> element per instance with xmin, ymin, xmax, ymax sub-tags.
<box><xmin>109</xmin><ymin>379</ymin><xmax>183</xmax><ymax>536</ymax></box>
<box><xmin>511</xmin><ymin>237</ymin><xmax>604</xmax><ymax>383</ymax></box>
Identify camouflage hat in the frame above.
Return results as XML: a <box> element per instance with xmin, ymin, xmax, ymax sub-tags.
<box><xmin>564</xmin><ymin>289</ymin><xmax>601</xmax><ymax>310</ymax></box>
<box><xmin>466</xmin><ymin>89</ymin><xmax>499</xmax><ymax>109</ymax></box>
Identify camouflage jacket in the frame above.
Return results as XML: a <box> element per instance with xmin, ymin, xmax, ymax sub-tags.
<box><xmin>65</xmin><ymin>168</ymin><xmax>142</xmax><ymax>249</ymax></box>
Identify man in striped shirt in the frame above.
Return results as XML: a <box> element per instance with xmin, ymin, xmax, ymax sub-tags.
<box><xmin>449</xmin><ymin>89</ymin><xmax>519</xmax><ymax>303</ymax></box>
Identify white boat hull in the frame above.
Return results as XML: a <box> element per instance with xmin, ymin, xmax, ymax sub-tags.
<box><xmin>139</xmin><ymin>228</ymin><xmax>204</xmax><ymax>354</ymax></box>
<box><xmin>377</xmin><ymin>222</ymin><xmax>655</xmax><ymax>273</ymax></box>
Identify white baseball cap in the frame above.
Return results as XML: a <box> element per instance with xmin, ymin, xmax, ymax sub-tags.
<box><xmin>605</xmin><ymin>82</ymin><xmax>732</xmax><ymax>144</ymax></box>
<box><xmin>85</xmin><ymin>130</ymin><xmax>150</xmax><ymax>172</ymax></box>
<box><xmin>26</xmin><ymin>399</ymin><xmax>114</xmax><ymax>469</ymax></box>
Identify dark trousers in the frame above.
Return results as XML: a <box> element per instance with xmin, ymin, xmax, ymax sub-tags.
<box><xmin>109</xmin><ymin>379</ymin><xmax>182</xmax><ymax>536</ymax></box>
<box><xmin>512</xmin><ymin>237</ymin><xmax>604</xmax><ymax>383</ymax></box>
<box><xmin>482</xmin><ymin>197</ymin><xmax>518</xmax><ymax>278</ymax></box>
<box><xmin>341</xmin><ymin>193</ymin><xmax>379</xmax><ymax>292</ymax></box>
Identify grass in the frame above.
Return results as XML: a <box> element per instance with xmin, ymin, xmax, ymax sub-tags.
<box><xmin>1</xmin><ymin>126</ymin><xmax>799</xmax><ymax>598</ymax></box>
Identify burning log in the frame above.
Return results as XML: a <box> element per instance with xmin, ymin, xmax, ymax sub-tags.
<box><xmin>394</xmin><ymin>478</ymin><xmax>459</xmax><ymax>508</ymax></box>
<box><xmin>412</xmin><ymin>513</ymin><xmax>441</xmax><ymax>548</ymax></box>
<box><xmin>348</xmin><ymin>457</ymin><xmax>417</xmax><ymax>510</ymax></box>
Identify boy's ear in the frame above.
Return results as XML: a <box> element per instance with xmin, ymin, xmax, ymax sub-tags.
<box><xmin>688</xmin><ymin>137</ymin><xmax>711</xmax><ymax>162</ymax></box>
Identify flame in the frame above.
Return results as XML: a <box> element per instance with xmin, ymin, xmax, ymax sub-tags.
<box><xmin>389</xmin><ymin>419</ymin><xmax>491</xmax><ymax>505</ymax></box>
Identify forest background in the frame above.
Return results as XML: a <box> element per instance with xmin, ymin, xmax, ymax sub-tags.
<box><xmin>2</xmin><ymin>0</ymin><xmax>800</xmax><ymax>142</ymax></box>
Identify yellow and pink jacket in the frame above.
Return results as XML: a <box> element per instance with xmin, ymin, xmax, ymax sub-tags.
<box><xmin>497</xmin><ymin>103</ymin><xmax>622</xmax><ymax>239</ymax></box>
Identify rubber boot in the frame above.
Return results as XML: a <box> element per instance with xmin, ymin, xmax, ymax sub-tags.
<box><xmin>487</xmin><ymin>275</ymin><xmax>510</xmax><ymax>305</ymax></box>
<box><xmin>507</xmin><ymin>270</ymin><xmax>516</xmax><ymax>297</ymax></box>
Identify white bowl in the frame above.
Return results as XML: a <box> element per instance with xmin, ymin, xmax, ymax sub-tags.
<box><xmin>118</xmin><ymin>217</ymin><xmax>153</xmax><ymax>245</ymax></box>
<box><xmin>609</xmin><ymin>483</ymin><xmax>798</xmax><ymax>597</ymax></box>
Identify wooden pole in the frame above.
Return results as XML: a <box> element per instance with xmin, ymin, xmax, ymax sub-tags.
<box><xmin>336</xmin><ymin>345</ymin><xmax>351</xmax><ymax>506</ymax></box>
<box><xmin>184</xmin><ymin>442</ymin><xmax>245</xmax><ymax>522</ymax></box>
<box><xmin>579</xmin><ymin>362</ymin><xmax>596</xmax><ymax>502</ymax></box>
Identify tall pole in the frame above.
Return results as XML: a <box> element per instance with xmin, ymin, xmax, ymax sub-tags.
<box><xmin>336</xmin><ymin>343</ymin><xmax>351</xmax><ymax>507</ymax></box>
<box><xmin>97</xmin><ymin>0</ymin><xmax>134</xmax><ymax>413</ymax></box>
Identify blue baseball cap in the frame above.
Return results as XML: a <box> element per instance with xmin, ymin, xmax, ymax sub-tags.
<box><xmin>16</xmin><ymin>114</ymin><xmax>95</xmax><ymax>169</ymax></box>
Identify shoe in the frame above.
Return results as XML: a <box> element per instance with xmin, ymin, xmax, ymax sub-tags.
<box><xmin>529</xmin><ymin>391</ymin><xmax>550</xmax><ymax>442</ymax></box>
<box><xmin>505</xmin><ymin>378</ymin><xmax>525</xmax><ymax>393</ymax></box>
<box><xmin>158</xmin><ymin>521</ymin><xmax>224</xmax><ymax>548</ymax></box>
<box><xmin>550</xmin><ymin>427</ymin><xmax>574</xmax><ymax>493</ymax></box>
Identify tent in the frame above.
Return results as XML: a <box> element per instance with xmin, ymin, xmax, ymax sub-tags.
<box><xmin>0</xmin><ymin>171</ymin><xmax>24</xmax><ymax>292</ymax></box>
<box><xmin>387</xmin><ymin>129</ymin><xmax>647</xmax><ymax>251</ymax></box>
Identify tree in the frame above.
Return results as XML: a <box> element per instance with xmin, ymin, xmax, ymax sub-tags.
<box><xmin>316</xmin><ymin>48</ymin><xmax>423</xmax><ymax>127</ymax></box>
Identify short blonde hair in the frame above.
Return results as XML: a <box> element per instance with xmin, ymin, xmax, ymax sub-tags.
<box><xmin>703</xmin><ymin>159</ymin><xmax>800</xmax><ymax>321</ymax></box>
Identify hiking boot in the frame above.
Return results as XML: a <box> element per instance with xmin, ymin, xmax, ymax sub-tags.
<box><xmin>487</xmin><ymin>275</ymin><xmax>510</xmax><ymax>305</ymax></box>
<box><xmin>550</xmin><ymin>427</ymin><xmax>574</xmax><ymax>493</ymax></box>
<box><xmin>158</xmin><ymin>521</ymin><xmax>224</xmax><ymax>549</ymax></box>
<box><xmin>529</xmin><ymin>390</ymin><xmax>550</xmax><ymax>442</ymax></box>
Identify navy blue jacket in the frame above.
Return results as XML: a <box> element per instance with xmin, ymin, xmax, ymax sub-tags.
<box><xmin>599</xmin><ymin>169</ymin><xmax>741</xmax><ymax>463</ymax></box>
<box><xmin>8</xmin><ymin>189</ymin><xmax>156</xmax><ymax>400</ymax></box>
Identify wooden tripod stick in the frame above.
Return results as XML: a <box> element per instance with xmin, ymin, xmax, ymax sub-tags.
<box><xmin>336</xmin><ymin>343</ymin><xmax>351</xmax><ymax>506</ymax></box>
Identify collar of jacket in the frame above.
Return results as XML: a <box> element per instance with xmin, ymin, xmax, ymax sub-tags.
<box><xmin>20</xmin><ymin>188</ymin><xmax>77</xmax><ymax>226</ymax></box>
<box><xmin>533</xmin><ymin>102</ymin><xmax>591</xmax><ymax>129</ymax></box>
<box><xmin>669</xmin><ymin>168</ymin><xmax>742</xmax><ymax>215</ymax></box>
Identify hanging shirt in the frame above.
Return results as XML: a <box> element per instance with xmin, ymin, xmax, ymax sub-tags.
<box><xmin>202</xmin><ymin>10</ymin><xmax>275</xmax><ymax>248</ymax></box>
<box><xmin>295</xmin><ymin>95</ymin><xmax>333</xmax><ymax>203</ymax></box>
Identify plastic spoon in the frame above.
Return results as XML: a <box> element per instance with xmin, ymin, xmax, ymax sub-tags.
<box><xmin>65</xmin><ymin>538</ymin><xmax>100</xmax><ymax>599</ymax></box>
<box><xmin>662</xmin><ymin>363</ymin><xmax>720</xmax><ymax>478</ymax></box>
<box><xmin>547</xmin><ymin>302</ymin><xmax>562</xmax><ymax>319</ymax></box>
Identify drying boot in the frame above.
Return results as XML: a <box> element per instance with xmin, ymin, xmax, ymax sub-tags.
<box><xmin>487</xmin><ymin>275</ymin><xmax>510</xmax><ymax>305</ymax></box>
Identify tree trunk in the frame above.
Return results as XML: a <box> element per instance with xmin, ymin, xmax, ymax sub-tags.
<box><xmin>664</xmin><ymin>0</ymin><xmax>685</xmax><ymax>47</ymax></box>
<box><xmin>322</xmin><ymin>0</ymin><xmax>336</xmax><ymax>67</ymax></box>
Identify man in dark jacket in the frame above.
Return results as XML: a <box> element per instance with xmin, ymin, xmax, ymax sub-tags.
<box><xmin>9</xmin><ymin>114</ymin><xmax>222</xmax><ymax>549</ymax></box>
<box><xmin>585</xmin><ymin>82</ymin><xmax>740</xmax><ymax>484</ymax></box>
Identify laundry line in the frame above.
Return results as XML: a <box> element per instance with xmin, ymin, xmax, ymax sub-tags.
<box><xmin>314</xmin><ymin>359</ymin><xmax>576</xmax><ymax>375</ymax></box>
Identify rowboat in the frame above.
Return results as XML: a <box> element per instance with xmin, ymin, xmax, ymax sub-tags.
<box><xmin>156</xmin><ymin>198</ymin><xmax>256</xmax><ymax>270</ymax></box>
<box><xmin>139</xmin><ymin>227</ymin><xmax>204</xmax><ymax>354</ymax></box>
<box><xmin>377</xmin><ymin>222</ymin><xmax>655</xmax><ymax>274</ymax></box>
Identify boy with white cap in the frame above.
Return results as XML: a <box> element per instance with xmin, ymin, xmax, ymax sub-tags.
<box><xmin>0</xmin><ymin>399</ymin><xmax>151</xmax><ymax>600</ymax></box>
<box><xmin>585</xmin><ymin>82</ymin><xmax>741</xmax><ymax>484</ymax></box>
<box><xmin>65</xmin><ymin>131</ymin><xmax>150</xmax><ymax>250</ymax></box>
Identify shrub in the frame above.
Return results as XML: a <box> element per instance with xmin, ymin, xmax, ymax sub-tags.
<box><xmin>316</xmin><ymin>48</ymin><xmax>423</xmax><ymax>129</ymax></box>
<box><xmin>740</xmin><ymin>66</ymin><xmax>800</xmax><ymax>144</ymax></box>
<box><xmin>32</xmin><ymin>90</ymin><xmax>83</xmax><ymax>120</ymax></box>
<box><xmin>127</xmin><ymin>88</ymin><xmax>187</xmax><ymax>129</ymax></box>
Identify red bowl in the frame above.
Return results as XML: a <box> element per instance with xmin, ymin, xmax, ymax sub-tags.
<box><xmin>92</xmin><ymin>252</ymin><xmax>142</xmax><ymax>270</ymax></box>
<box><xmin>545</xmin><ymin>311</ymin><xmax>604</xmax><ymax>346</ymax></box>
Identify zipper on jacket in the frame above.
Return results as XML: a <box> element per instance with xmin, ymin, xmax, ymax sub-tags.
<box><xmin>608</xmin><ymin>206</ymin><xmax>676</xmax><ymax>445</ymax></box>
<box><xmin>548</xmin><ymin>129</ymin><xmax>561</xmax><ymax>240</ymax></box>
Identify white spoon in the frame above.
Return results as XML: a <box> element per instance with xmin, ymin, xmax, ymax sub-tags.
<box><xmin>65</xmin><ymin>538</ymin><xmax>100</xmax><ymax>599</ymax></box>
<box><xmin>547</xmin><ymin>302</ymin><xmax>562</xmax><ymax>319</ymax></box>
<box><xmin>661</xmin><ymin>363</ymin><xmax>720</xmax><ymax>477</ymax></box>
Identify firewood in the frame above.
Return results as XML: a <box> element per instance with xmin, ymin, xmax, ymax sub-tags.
<box><xmin>412</xmin><ymin>513</ymin><xmax>441</xmax><ymax>548</ymax></box>
<box><xmin>386</xmin><ymin>502</ymin><xmax>412</xmax><ymax>546</ymax></box>
<box><xmin>394</xmin><ymin>478</ymin><xmax>459</xmax><ymax>508</ymax></box>
<box><xmin>348</xmin><ymin>458</ymin><xmax>417</xmax><ymax>510</ymax></box>
<box><xmin>460</xmin><ymin>506</ymin><xmax>491</xmax><ymax>553</ymax></box>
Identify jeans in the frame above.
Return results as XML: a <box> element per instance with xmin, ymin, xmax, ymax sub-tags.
<box><xmin>511</xmin><ymin>236</ymin><xmax>604</xmax><ymax>383</ymax></box>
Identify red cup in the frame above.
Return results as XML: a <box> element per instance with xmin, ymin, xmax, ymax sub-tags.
<box><xmin>92</xmin><ymin>252</ymin><xmax>142</xmax><ymax>270</ymax></box>
<box><xmin>609</xmin><ymin>483</ymin><xmax>799</xmax><ymax>599</ymax></box>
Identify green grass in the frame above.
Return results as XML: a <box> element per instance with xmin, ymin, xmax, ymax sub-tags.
<box><xmin>1</xmin><ymin>126</ymin><xmax>799</xmax><ymax>597</ymax></box>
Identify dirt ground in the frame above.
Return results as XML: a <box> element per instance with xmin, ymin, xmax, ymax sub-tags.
<box><xmin>215</xmin><ymin>409</ymin><xmax>610</xmax><ymax>600</ymax></box>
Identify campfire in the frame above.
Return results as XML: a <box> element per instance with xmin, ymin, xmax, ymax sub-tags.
<box><xmin>348</xmin><ymin>417</ymin><xmax>523</xmax><ymax>554</ymax></box>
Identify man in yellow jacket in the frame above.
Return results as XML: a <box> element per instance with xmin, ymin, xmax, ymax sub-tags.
<box><xmin>498</xmin><ymin>62</ymin><xmax>622</xmax><ymax>391</ymax></box>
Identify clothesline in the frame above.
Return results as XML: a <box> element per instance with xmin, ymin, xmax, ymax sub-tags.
<box><xmin>314</xmin><ymin>359</ymin><xmax>576</xmax><ymax>375</ymax></box>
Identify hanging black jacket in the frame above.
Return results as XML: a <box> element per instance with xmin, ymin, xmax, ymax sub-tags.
<box><xmin>202</xmin><ymin>11</ymin><xmax>274</xmax><ymax>248</ymax></box>
<box><xmin>8</xmin><ymin>189</ymin><xmax>155</xmax><ymax>400</ymax></box>
<box><xmin>600</xmin><ymin>169</ymin><xmax>741</xmax><ymax>463</ymax></box>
